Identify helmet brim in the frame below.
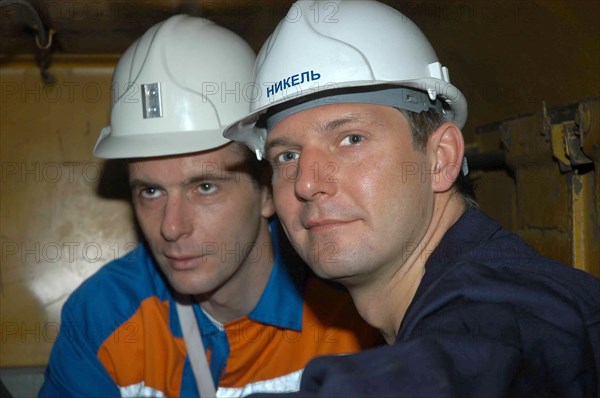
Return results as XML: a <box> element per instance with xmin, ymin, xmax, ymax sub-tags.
<box><xmin>94</xmin><ymin>126</ymin><xmax>231</xmax><ymax>159</ymax></box>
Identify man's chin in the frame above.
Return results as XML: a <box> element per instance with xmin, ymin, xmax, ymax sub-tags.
<box><xmin>307</xmin><ymin>255</ymin><xmax>370</xmax><ymax>288</ymax></box>
<box><xmin>167</xmin><ymin>276</ymin><xmax>208</xmax><ymax>296</ymax></box>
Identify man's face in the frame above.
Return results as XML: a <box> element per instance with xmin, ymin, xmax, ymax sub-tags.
<box><xmin>129</xmin><ymin>143</ymin><xmax>274</xmax><ymax>295</ymax></box>
<box><xmin>265</xmin><ymin>103</ymin><xmax>436</xmax><ymax>286</ymax></box>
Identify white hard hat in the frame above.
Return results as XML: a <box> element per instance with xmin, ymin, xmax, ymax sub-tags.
<box><xmin>94</xmin><ymin>15</ymin><xmax>255</xmax><ymax>159</ymax></box>
<box><xmin>224</xmin><ymin>0</ymin><xmax>468</xmax><ymax>159</ymax></box>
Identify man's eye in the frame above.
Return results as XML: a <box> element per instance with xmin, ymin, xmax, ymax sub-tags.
<box><xmin>340</xmin><ymin>134</ymin><xmax>364</xmax><ymax>146</ymax></box>
<box><xmin>140</xmin><ymin>187</ymin><xmax>161</xmax><ymax>199</ymax></box>
<box><xmin>276</xmin><ymin>152</ymin><xmax>300</xmax><ymax>163</ymax></box>
<box><xmin>197</xmin><ymin>183</ymin><xmax>217</xmax><ymax>194</ymax></box>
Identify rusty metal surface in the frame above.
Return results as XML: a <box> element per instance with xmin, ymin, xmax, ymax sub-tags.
<box><xmin>473</xmin><ymin>98</ymin><xmax>600</xmax><ymax>277</ymax></box>
<box><xmin>0</xmin><ymin>61</ymin><xmax>138</xmax><ymax>366</ymax></box>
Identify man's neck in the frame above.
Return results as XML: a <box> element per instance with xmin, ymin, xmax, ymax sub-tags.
<box><xmin>349</xmin><ymin>191</ymin><xmax>466</xmax><ymax>344</ymax></box>
<box><xmin>196</xmin><ymin>222</ymin><xmax>274</xmax><ymax>324</ymax></box>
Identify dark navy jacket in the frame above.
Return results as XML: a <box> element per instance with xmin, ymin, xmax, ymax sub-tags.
<box><xmin>252</xmin><ymin>209</ymin><xmax>600</xmax><ymax>397</ymax></box>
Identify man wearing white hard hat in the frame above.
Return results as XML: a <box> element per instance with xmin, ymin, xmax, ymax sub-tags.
<box><xmin>225</xmin><ymin>1</ymin><xmax>600</xmax><ymax>396</ymax></box>
<box><xmin>39</xmin><ymin>15</ymin><xmax>379</xmax><ymax>398</ymax></box>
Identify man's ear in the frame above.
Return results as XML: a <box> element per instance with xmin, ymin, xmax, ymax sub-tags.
<box><xmin>427</xmin><ymin>122</ymin><xmax>465</xmax><ymax>193</ymax></box>
<box><xmin>261</xmin><ymin>187</ymin><xmax>276</xmax><ymax>218</ymax></box>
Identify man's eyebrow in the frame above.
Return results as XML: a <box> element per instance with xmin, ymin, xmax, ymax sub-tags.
<box><xmin>128</xmin><ymin>177</ymin><xmax>155</xmax><ymax>189</ymax></box>
<box><xmin>182</xmin><ymin>171</ymin><xmax>234</xmax><ymax>186</ymax></box>
<box><xmin>183</xmin><ymin>160</ymin><xmax>254</xmax><ymax>184</ymax></box>
<box><xmin>265</xmin><ymin>136</ymin><xmax>299</xmax><ymax>155</ymax></box>
<box><xmin>322</xmin><ymin>112</ymin><xmax>385</xmax><ymax>131</ymax></box>
<box><xmin>321</xmin><ymin>114</ymin><xmax>363</xmax><ymax>131</ymax></box>
<box><xmin>129</xmin><ymin>160</ymin><xmax>252</xmax><ymax>187</ymax></box>
<box><xmin>265</xmin><ymin>114</ymin><xmax>363</xmax><ymax>154</ymax></box>
<box><xmin>265</xmin><ymin>112</ymin><xmax>382</xmax><ymax>154</ymax></box>
<box><xmin>128</xmin><ymin>173</ymin><xmax>223</xmax><ymax>190</ymax></box>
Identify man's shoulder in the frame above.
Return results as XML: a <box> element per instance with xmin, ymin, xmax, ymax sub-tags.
<box><xmin>407</xmin><ymin>232</ymin><xmax>600</xmax><ymax>394</ymax></box>
<box><xmin>439</xmin><ymin>209</ymin><xmax>599</xmax><ymax>298</ymax></box>
<box><xmin>430</xmin><ymin>240</ymin><xmax>600</xmax><ymax>338</ymax></box>
<box><xmin>468</xmin><ymin>223</ymin><xmax>598</xmax><ymax>311</ymax></box>
<box><xmin>423</xmin><ymin>209</ymin><xmax>600</xmax><ymax>326</ymax></box>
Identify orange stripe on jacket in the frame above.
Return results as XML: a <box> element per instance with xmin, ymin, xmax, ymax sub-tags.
<box><xmin>97</xmin><ymin>279</ymin><xmax>381</xmax><ymax>393</ymax></box>
<box><xmin>219</xmin><ymin>278</ymin><xmax>380</xmax><ymax>388</ymax></box>
<box><xmin>97</xmin><ymin>297</ymin><xmax>186</xmax><ymax>397</ymax></box>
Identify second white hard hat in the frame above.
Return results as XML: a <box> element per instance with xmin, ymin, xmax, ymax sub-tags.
<box><xmin>224</xmin><ymin>0</ymin><xmax>467</xmax><ymax>158</ymax></box>
<box><xmin>94</xmin><ymin>15</ymin><xmax>255</xmax><ymax>159</ymax></box>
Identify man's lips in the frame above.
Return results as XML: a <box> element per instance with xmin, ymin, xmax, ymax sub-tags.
<box><xmin>304</xmin><ymin>218</ymin><xmax>353</xmax><ymax>232</ymax></box>
<box><xmin>163</xmin><ymin>254</ymin><xmax>207</xmax><ymax>270</ymax></box>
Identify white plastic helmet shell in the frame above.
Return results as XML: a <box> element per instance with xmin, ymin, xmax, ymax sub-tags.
<box><xmin>224</xmin><ymin>0</ymin><xmax>468</xmax><ymax>158</ymax></box>
<box><xmin>94</xmin><ymin>15</ymin><xmax>255</xmax><ymax>159</ymax></box>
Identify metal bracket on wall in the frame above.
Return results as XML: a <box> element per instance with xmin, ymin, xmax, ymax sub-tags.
<box><xmin>542</xmin><ymin>101</ymin><xmax>598</xmax><ymax>273</ymax></box>
<box><xmin>547</xmin><ymin>103</ymin><xmax>594</xmax><ymax>173</ymax></box>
